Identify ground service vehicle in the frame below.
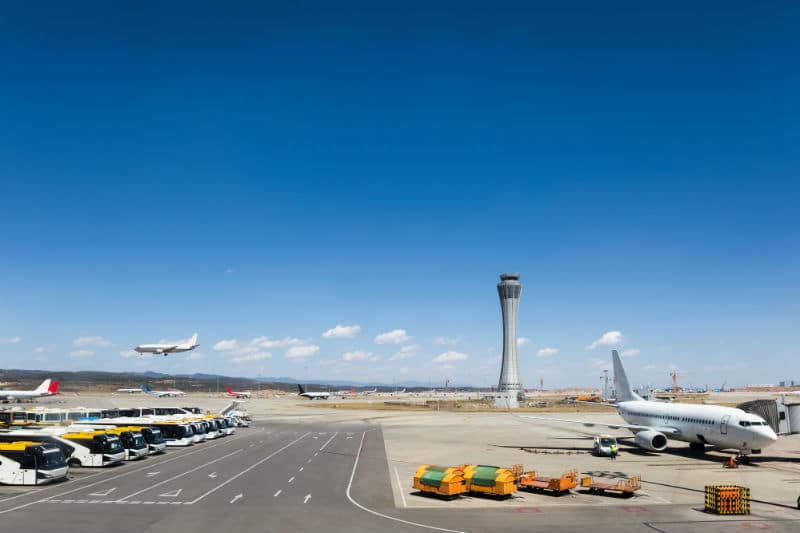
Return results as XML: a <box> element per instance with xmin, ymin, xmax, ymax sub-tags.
<box><xmin>593</xmin><ymin>435</ymin><xmax>618</xmax><ymax>457</ymax></box>
<box><xmin>0</xmin><ymin>441</ymin><xmax>69</xmax><ymax>485</ymax></box>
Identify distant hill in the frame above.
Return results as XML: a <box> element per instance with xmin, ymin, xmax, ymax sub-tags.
<box><xmin>0</xmin><ymin>368</ymin><xmax>476</xmax><ymax>393</ymax></box>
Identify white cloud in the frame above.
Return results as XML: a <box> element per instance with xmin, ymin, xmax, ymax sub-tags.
<box><xmin>252</xmin><ymin>336</ymin><xmax>305</xmax><ymax>349</ymax></box>
<box><xmin>537</xmin><ymin>347</ymin><xmax>558</xmax><ymax>358</ymax></box>
<box><xmin>621</xmin><ymin>348</ymin><xmax>640</xmax><ymax>358</ymax></box>
<box><xmin>33</xmin><ymin>346</ymin><xmax>50</xmax><ymax>354</ymax></box>
<box><xmin>119</xmin><ymin>349</ymin><xmax>138</xmax><ymax>359</ymax></box>
<box><xmin>0</xmin><ymin>336</ymin><xmax>21</xmax><ymax>344</ymax></box>
<box><xmin>433</xmin><ymin>351</ymin><xmax>468</xmax><ymax>363</ymax></box>
<box><xmin>586</xmin><ymin>331</ymin><xmax>623</xmax><ymax>350</ymax></box>
<box><xmin>213</xmin><ymin>339</ymin><xmax>239</xmax><ymax>351</ymax></box>
<box><xmin>285</xmin><ymin>344</ymin><xmax>320</xmax><ymax>360</ymax></box>
<box><xmin>517</xmin><ymin>337</ymin><xmax>532</xmax><ymax>347</ymax></box>
<box><xmin>73</xmin><ymin>336</ymin><xmax>111</xmax><ymax>348</ymax></box>
<box><xmin>342</xmin><ymin>350</ymin><xmax>378</xmax><ymax>362</ymax></box>
<box><xmin>232</xmin><ymin>352</ymin><xmax>271</xmax><ymax>363</ymax></box>
<box><xmin>389</xmin><ymin>344</ymin><xmax>421</xmax><ymax>361</ymax></box>
<box><xmin>70</xmin><ymin>349</ymin><xmax>94</xmax><ymax>358</ymax></box>
<box><xmin>374</xmin><ymin>329</ymin><xmax>411</xmax><ymax>344</ymax></box>
<box><xmin>433</xmin><ymin>336</ymin><xmax>459</xmax><ymax>345</ymax></box>
<box><xmin>322</xmin><ymin>325</ymin><xmax>361</xmax><ymax>339</ymax></box>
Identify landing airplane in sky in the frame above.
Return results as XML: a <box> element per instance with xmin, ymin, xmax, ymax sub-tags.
<box><xmin>226</xmin><ymin>386</ymin><xmax>251</xmax><ymax>399</ymax></box>
<box><xmin>519</xmin><ymin>350</ymin><xmax>777</xmax><ymax>457</ymax></box>
<box><xmin>0</xmin><ymin>379</ymin><xmax>59</xmax><ymax>402</ymax></box>
<box><xmin>134</xmin><ymin>333</ymin><xmax>199</xmax><ymax>356</ymax></box>
<box><xmin>297</xmin><ymin>384</ymin><xmax>329</xmax><ymax>400</ymax></box>
<box><xmin>142</xmin><ymin>384</ymin><xmax>185</xmax><ymax>397</ymax></box>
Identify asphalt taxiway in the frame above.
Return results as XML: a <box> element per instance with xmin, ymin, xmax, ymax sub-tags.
<box><xmin>0</xmin><ymin>417</ymin><xmax>798</xmax><ymax>533</ymax></box>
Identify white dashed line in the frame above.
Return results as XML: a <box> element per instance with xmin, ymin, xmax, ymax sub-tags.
<box><xmin>274</xmin><ymin>490</ymin><xmax>282</xmax><ymax>497</ymax></box>
<box><xmin>288</xmin><ymin>477</ymin><xmax>295</xmax><ymax>483</ymax></box>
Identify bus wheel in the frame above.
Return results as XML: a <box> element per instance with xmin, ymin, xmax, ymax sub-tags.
<box><xmin>68</xmin><ymin>458</ymin><xmax>81</xmax><ymax>467</ymax></box>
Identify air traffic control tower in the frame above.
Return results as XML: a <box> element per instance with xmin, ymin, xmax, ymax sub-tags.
<box><xmin>496</xmin><ymin>273</ymin><xmax>523</xmax><ymax>407</ymax></box>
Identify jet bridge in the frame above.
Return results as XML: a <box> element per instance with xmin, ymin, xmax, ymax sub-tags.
<box><xmin>737</xmin><ymin>397</ymin><xmax>800</xmax><ymax>435</ymax></box>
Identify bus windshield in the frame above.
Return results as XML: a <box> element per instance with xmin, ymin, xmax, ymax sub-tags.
<box><xmin>35</xmin><ymin>448</ymin><xmax>68</xmax><ymax>468</ymax></box>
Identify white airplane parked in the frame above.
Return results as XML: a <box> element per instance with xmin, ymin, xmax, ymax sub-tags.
<box><xmin>134</xmin><ymin>334</ymin><xmax>199</xmax><ymax>356</ymax></box>
<box><xmin>116</xmin><ymin>386</ymin><xmax>144</xmax><ymax>394</ymax></box>
<box><xmin>142</xmin><ymin>384</ymin><xmax>185</xmax><ymax>397</ymax></box>
<box><xmin>519</xmin><ymin>350</ymin><xmax>778</xmax><ymax>458</ymax></box>
<box><xmin>226</xmin><ymin>386</ymin><xmax>251</xmax><ymax>399</ymax></box>
<box><xmin>1</xmin><ymin>380</ymin><xmax>59</xmax><ymax>402</ymax></box>
<box><xmin>297</xmin><ymin>384</ymin><xmax>329</xmax><ymax>400</ymax></box>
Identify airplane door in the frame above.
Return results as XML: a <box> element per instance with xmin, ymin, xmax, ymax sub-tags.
<box><xmin>721</xmin><ymin>415</ymin><xmax>730</xmax><ymax>435</ymax></box>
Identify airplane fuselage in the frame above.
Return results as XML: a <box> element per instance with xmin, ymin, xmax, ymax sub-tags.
<box><xmin>617</xmin><ymin>400</ymin><xmax>777</xmax><ymax>451</ymax></box>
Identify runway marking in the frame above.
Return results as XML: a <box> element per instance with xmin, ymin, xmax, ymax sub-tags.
<box><xmin>146</xmin><ymin>472</ymin><xmax>160</xmax><ymax>477</ymax></box>
<box><xmin>346</xmin><ymin>431</ymin><xmax>468</xmax><ymax>533</ymax></box>
<box><xmin>0</xmin><ymin>489</ymin><xmax>46</xmax><ymax>503</ymax></box>
<box><xmin>116</xmin><ymin>448</ymin><xmax>244</xmax><ymax>501</ymax></box>
<box><xmin>288</xmin><ymin>476</ymin><xmax>295</xmax><ymax>483</ymax></box>
<box><xmin>208</xmin><ymin>472</ymin><xmax>217</xmax><ymax>478</ymax></box>
<box><xmin>314</xmin><ymin>452</ymin><xmax>318</xmax><ymax>457</ymax></box>
<box><xmin>274</xmin><ymin>490</ymin><xmax>282</xmax><ymax>497</ymax></box>
<box><xmin>299</xmin><ymin>467</ymin><xmax>304</xmax><ymax>472</ymax></box>
<box><xmin>159</xmin><ymin>489</ymin><xmax>182</xmax><ymax>498</ymax></box>
<box><xmin>187</xmin><ymin>432</ymin><xmax>310</xmax><ymax>505</ymax></box>
<box><xmin>89</xmin><ymin>487</ymin><xmax>116</xmax><ymax>497</ymax></box>
<box><xmin>304</xmin><ymin>494</ymin><xmax>311</xmax><ymax>504</ymax></box>
<box><xmin>394</xmin><ymin>466</ymin><xmax>408</xmax><ymax>508</ymax></box>
<box><xmin>230</xmin><ymin>494</ymin><xmax>243</xmax><ymax>504</ymax></box>
<box><xmin>319</xmin><ymin>432</ymin><xmax>338</xmax><ymax>451</ymax></box>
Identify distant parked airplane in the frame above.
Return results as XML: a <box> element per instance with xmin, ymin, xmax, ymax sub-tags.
<box><xmin>142</xmin><ymin>384</ymin><xmax>185</xmax><ymax>397</ymax></box>
<box><xmin>134</xmin><ymin>334</ymin><xmax>199</xmax><ymax>356</ymax></box>
<box><xmin>336</xmin><ymin>388</ymin><xmax>356</xmax><ymax>396</ymax></box>
<box><xmin>116</xmin><ymin>386</ymin><xmax>144</xmax><ymax>394</ymax></box>
<box><xmin>0</xmin><ymin>379</ymin><xmax>59</xmax><ymax>402</ymax></box>
<box><xmin>297</xmin><ymin>384</ymin><xmax>329</xmax><ymax>400</ymax></box>
<box><xmin>226</xmin><ymin>386</ymin><xmax>251</xmax><ymax>399</ymax></box>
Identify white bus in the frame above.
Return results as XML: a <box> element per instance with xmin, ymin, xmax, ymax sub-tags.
<box><xmin>0</xmin><ymin>428</ymin><xmax>125</xmax><ymax>467</ymax></box>
<box><xmin>0</xmin><ymin>441</ymin><xmax>69</xmax><ymax>485</ymax></box>
<box><xmin>148</xmin><ymin>422</ymin><xmax>194</xmax><ymax>447</ymax></box>
<box><xmin>71</xmin><ymin>425</ymin><xmax>149</xmax><ymax>461</ymax></box>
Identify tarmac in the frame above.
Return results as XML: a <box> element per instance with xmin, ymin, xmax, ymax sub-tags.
<box><xmin>0</xmin><ymin>393</ymin><xmax>798</xmax><ymax>532</ymax></box>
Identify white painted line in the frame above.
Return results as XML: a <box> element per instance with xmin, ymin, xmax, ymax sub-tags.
<box><xmin>0</xmin><ymin>433</ymin><xmax>248</xmax><ymax>516</ymax></box>
<box><xmin>63</xmin><ymin>499</ymin><xmax>74</xmax><ymax>503</ymax></box>
<box><xmin>288</xmin><ymin>476</ymin><xmax>295</xmax><ymax>483</ymax></box>
<box><xmin>319</xmin><ymin>432</ymin><xmax>338</xmax><ymax>451</ymax></box>
<box><xmin>88</xmin><ymin>500</ymin><xmax>99</xmax><ymax>504</ymax></box>
<box><xmin>187</xmin><ymin>432</ymin><xmax>310</xmax><ymax>505</ymax></box>
<box><xmin>274</xmin><ymin>490</ymin><xmax>282</xmax><ymax>497</ymax></box>
<box><xmin>89</xmin><ymin>487</ymin><xmax>116</xmax><ymax>497</ymax></box>
<box><xmin>130</xmin><ymin>501</ymin><xmax>141</xmax><ymax>504</ymax></box>
<box><xmin>0</xmin><ymin>489</ymin><xmax>45</xmax><ymax>504</ymax></box>
<box><xmin>346</xmin><ymin>432</ymin><xmax>467</xmax><ymax>533</ymax></box>
<box><xmin>170</xmin><ymin>502</ymin><xmax>182</xmax><ymax>505</ymax></box>
<box><xmin>208</xmin><ymin>472</ymin><xmax>217</xmax><ymax>478</ymax></box>
<box><xmin>146</xmin><ymin>472</ymin><xmax>160</xmax><ymax>478</ymax></box>
<box><xmin>394</xmin><ymin>466</ymin><xmax>408</xmax><ymax>508</ymax></box>
<box><xmin>117</xmin><ymin>448</ymin><xmax>243</xmax><ymax>501</ymax></box>
<box><xmin>307</xmin><ymin>459</ymin><xmax>312</xmax><ymax>463</ymax></box>
<box><xmin>314</xmin><ymin>452</ymin><xmax>318</xmax><ymax>457</ymax></box>
<box><xmin>230</xmin><ymin>494</ymin><xmax>243</xmax><ymax>504</ymax></box>
<box><xmin>319</xmin><ymin>431</ymin><xmax>339</xmax><ymax>451</ymax></box>
<box><xmin>157</xmin><ymin>502</ymin><xmax>168</xmax><ymax>505</ymax></box>
<box><xmin>159</xmin><ymin>489</ymin><xmax>182</xmax><ymax>498</ymax></box>
<box><xmin>143</xmin><ymin>501</ymin><xmax>154</xmax><ymax>505</ymax></box>
<box><xmin>304</xmin><ymin>494</ymin><xmax>311</xmax><ymax>504</ymax></box>
<box><xmin>76</xmin><ymin>500</ymin><xmax>87</xmax><ymax>504</ymax></box>
<box><xmin>299</xmin><ymin>467</ymin><xmax>304</xmax><ymax>472</ymax></box>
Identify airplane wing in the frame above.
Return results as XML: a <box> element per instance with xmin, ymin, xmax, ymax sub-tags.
<box><xmin>516</xmin><ymin>414</ymin><xmax>682</xmax><ymax>435</ymax></box>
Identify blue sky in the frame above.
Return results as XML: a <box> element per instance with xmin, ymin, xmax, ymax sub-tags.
<box><xmin>1</xmin><ymin>1</ymin><xmax>798</xmax><ymax>388</ymax></box>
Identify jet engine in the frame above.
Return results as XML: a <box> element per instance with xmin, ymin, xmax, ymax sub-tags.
<box><xmin>633</xmin><ymin>430</ymin><xmax>668</xmax><ymax>451</ymax></box>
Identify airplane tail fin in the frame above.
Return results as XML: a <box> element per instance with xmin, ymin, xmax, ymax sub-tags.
<box><xmin>48</xmin><ymin>380</ymin><xmax>60</xmax><ymax>394</ymax></box>
<box><xmin>34</xmin><ymin>379</ymin><xmax>52</xmax><ymax>394</ymax></box>
<box><xmin>189</xmin><ymin>333</ymin><xmax>198</xmax><ymax>346</ymax></box>
<box><xmin>297</xmin><ymin>384</ymin><xmax>306</xmax><ymax>394</ymax></box>
<box><xmin>143</xmin><ymin>384</ymin><xmax>153</xmax><ymax>394</ymax></box>
<box><xmin>612</xmin><ymin>350</ymin><xmax>643</xmax><ymax>402</ymax></box>
<box><xmin>226</xmin><ymin>386</ymin><xmax>233</xmax><ymax>394</ymax></box>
